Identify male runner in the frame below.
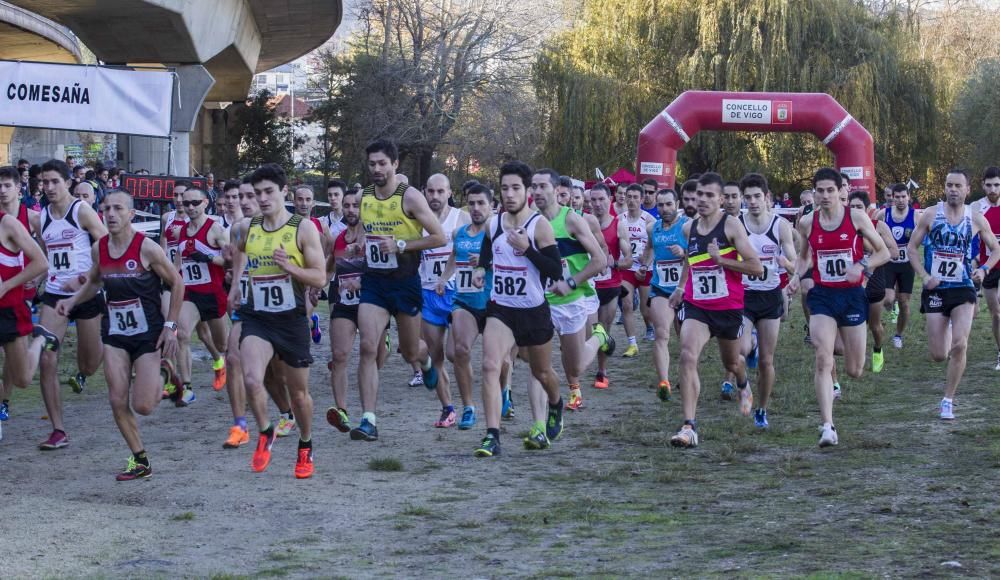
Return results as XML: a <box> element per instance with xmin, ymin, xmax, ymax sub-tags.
<box><xmin>570</xmin><ymin>186</ymin><xmax>586</xmax><ymax>214</ymax></box>
<box><xmin>620</xmin><ymin>184</ymin><xmax>656</xmax><ymax>355</ymax></box>
<box><xmin>878</xmin><ymin>183</ymin><xmax>919</xmax><ymax>349</ymax></box>
<box><xmin>227</xmin><ymin>163</ymin><xmax>327</xmax><ymax>478</ymax></box>
<box><xmin>612</xmin><ymin>183</ymin><xmax>628</xmax><ymax>217</ymax></box>
<box><xmin>738</xmin><ymin>174</ymin><xmax>798</xmax><ymax>427</ymax></box>
<box><xmin>472</xmin><ymin>161</ymin><xmax>564</xmax><ymax>457</ymax></box>
<box><xmin>908</xmin><ymin>169</ymin><xmax>998</xmax><ymax>419</ymax></box>
<box><xmin>419</xmin><ymin>174</ymin><xmax>469</xmax><ymax>427</ymax></box>
<box><xmin>638</xmin><ymin>188</ymin><xmax>686</xmax><ymax>401</ymax></box>
<box><xmin>722</xmin><ymin>181</ymin><xmax>742</xmax><ymax>218</ymax></box>
<box><xmin>555</xmin><ymin>177</ymin><xmax>573</xmax><ymax>207</ymax></box>
<box><xmin>174</xmin><ymin>188</ymin><xmax>229</xmax><ymax>402</ymax></box>
<box><xmin>590</xmin><ymin>184</ymin><xmax>630</xmax><ymax>389</ymax></box>
<box><xmin>55</xmin><ymin>190</ymin><xmax>182</xmax><ymax>480</ymax></box>
<box><xmin>796</xmin><ymin>168</ymin><xmax>889</xmax><ymax>447</ymax></box>
<box><xmin>668</xmin><ymin>173</ymin><xmax>763</xmax><ymax>448</ymax></box>
<box><xmin>850</xmin><ymin>191</ymin><xmax>897</xmax><ymax>373</ymax></box>
<box><xmin>220</xmin><ymin>180</ymin><xmax>250</xmax><ymax>448</ymax></box>
<box><xmin>292</xmin><ymin>184</ymin><xmax>331</xmax><ymax>343</ymax></box>
<box><xmin>680</xmin><ymin>179</ymin><xmax>699</xmax><ymax>218</ymax></box>
<box><xmin>974</xmin><ymin>166</ymin><xmax>1000</xmax><ymax>370</ymax></box>
<box><xmin>640</xmin><ymin>179</ymin><xmax>659</xmax><ymax>218</ymax></box>
<box><xmin>325</xmin><ymin>179</ymin><xmax>347</xmax><ymax>238</ymax></box>
<box><xmin>351</xmin><ymin>140</ymin><xmax>445</xmax><ymax>441</ymax></box>
<box><xmin>719</xmin><ymin>178</ymin><xmax>749</xmax><ymax>399</ymax></box>
<box><xmin>529</xmin><ymin>168</ymin><xmax>611</xmax><ymax>416</ymax></box>
<box><xmin>37</xmin><ymin>159</ymin><xmax>108</xmax><ymax>450</ymax></box>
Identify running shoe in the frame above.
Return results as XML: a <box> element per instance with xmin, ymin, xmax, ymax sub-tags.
<box><xmin>326</xmin><ymin>407</ymin><xmax>351</xmax><ymax>433</ymax></box>
<box><xmin>39</xmin><ymin>430</ymin><xmax>69</xmax><ymax>450</ymax></box>
<box><xmin>720</xmin><ymin>381</ymin><xmax>735</xmax><ymax>401</ymax></box>
<box><xmin>434</xmin><ymin>408</ymin><xmax>456</xmax><ymax>428</ymax></box>
<box><xmin>644</xmin><ymin>326</ymin><xmax>655</xmax><ymax>341</ymax></box>
<box><xmin>939</xmin><ymin>398</ymin><xmax>955</xmax><ymax>420</ymax></box>
<box><xmin>350</xmin><ymin>418</ymin><xmax>379</xmax><ymax>441</ymax></box>
<box><xmin>160</xmin><ymin>358</ymin><xmax>179</xmax><ymax>400</ymax></box>
<box><xmin>458</xmin><ymin>407</ymin><xmax>476</xmax><ymax>430</ymax></box>
<box><xmin>116</xmin><ymin>456</ymin><xmax>151</xmax><ymax>481</ymax></box>
<box><xmin>670</xmin><ymin>424</ymin><xmax>698</xmax><ymax>448</ymax></box>
<box><xmin>890</xmin><ymin>302</ymin><xmax>899</xmax><ymax>323</ymax></box>
<box><xmin>565</xmin><ymin>389</ymin><xmax>583</xmax><ymax>411</ymax></box>
<box><xmin>385</xmin><ymin>332</ymin><xmax>392</xmax><ymax>354</ymax></box>
<box><xmin>872</xmin><ymin>349</ymin><xmax>885</xmax><ymax>373</ymax></box>
<box><xmin>754</xmin><ymin>408</ymin><xmax>769</xmax><ymax>429</ymax></box>
<box><xmin>622</xmin><ymin>343</ymin><xmax>639</xmax><ymax>358</ymax></box>
<box><xmin>738</xmin><ymin>383</ymin><xmax>753</xmax><ymax>417</ymax></box>
<box><xmin>32</xmin><ymin>324</ymin><xmax>60</xmax><ymax>352</ymax></box>
<box><xmin>892</xmin><ymin>334</ymin><xmax>903</xmax><ymax>349</ymax></box>
<box><xmin>546</xmin><ymin>402</ymin><xmax>564</xmax><ymax>441</ymax></box>
<box><xmin>407</xmin><ymin>370</ymin><xmax>424</xmax><ymax>388</ymax></box>
<box><xmin>833</xmin><ymin>382</ymin><xmax>842</xmax><ymax>401</ymax></box>
<box><xmin>995</xmin><ymin>351</ymin><xmax>1000</xmax><ymax>371</ymax></box>
<box><xmin>223</xmin><ymin>426</ymin><xmax>250</xmax><ymax>448</ymax></box>
<box><xmin>276</xmin><ymin>415</ymin><xmax>297</xmax><ymax>437</ymax></box>
<box><xmin>593</xmin><ymin>373</ymin><xmax>609</xmax><ymax>390</ymax></box>
<box><xmin>423</xmin><ymin>365</ymin><xmax>440</xmax><ymax>391</ymax></box>
<box><xmin>310</xmin><ymin>313</ymin><xmax>322</xmax><ymax>344</ymax></box>
<box><xmin>251</xmin><ymin>429</ymin><xmax>276</xmax><ymax>472</ymax></box>
<box><xmin>176</xmin><ymin>387</ymin><xmax>196</xmax><ymax>407</ymax></box>
<box><xmin>501</xmin><ymin>387</ymin><xmax>515</xmax><ymax>420</ymax></box>
<box><xmin>656</xmin><ymin>380</ymin><xmax>672</xmax><ymax>402</ymax></box>
<box><xmin>212</xmin><ymin>357</ymin><xmax>227</xmax><ymax>391</ymax></box>
<box><xmin>0</xmin><ymin>401</ymin><xmax>8</xmax><ymax>421</ymax></box>
<box><xmin>818</xmin><ymin>424</ymin><xmax>838</xmax><ymax>447</ymax></box>
<box><xmin>803</xmin><ymin>322</ymin><xmax>811</xmax><ymax>345</ymax></box>
<box><xmin>474</xmin><ymin>433</ymin><xmax>500</xmax><ymax>457</ymax></box>
<box><xmin>746</xmin><ymin>329</ymin><xmax>759</xmax><ymax>369</ymax></box>
<box><xmin>523</xmin><ymin>425</ymin><xmax>550</xmax><ymax>450</ymax></box>
<box><xmin>592</xmin><ymin>323</ymin><xmax>616</xmax><ymax>355</ymax></box>
<box><xmin>294</xmin><ymin>447</ymin><xmax>315</xmax><ymax>479</ymax></box>
<box><xmin>68</xmin><ymin>372</ymin><xmax>86</xmax><ymax>394</ymax></box>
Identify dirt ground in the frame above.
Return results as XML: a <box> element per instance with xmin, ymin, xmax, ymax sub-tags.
<box><xmin>0</xmin><ymin>296</ymin><xmax>998</xmax><ymax>578</ymax></box>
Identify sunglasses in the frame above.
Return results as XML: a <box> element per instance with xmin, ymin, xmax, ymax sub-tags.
<box><xmin>181</xmin><ymin>200</ymin><xmax>204</xmax><ymax>207</ymax></box>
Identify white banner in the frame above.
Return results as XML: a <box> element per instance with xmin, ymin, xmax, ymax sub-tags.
<box><xmin>0</xmin><ymin>61</ymin><xmax>173</xmax><ymax>137</ymax></box>
<box><xmin>722</xmin><ymin>99</ymin><xmax>772</xmax><ymax>124</ymax></box>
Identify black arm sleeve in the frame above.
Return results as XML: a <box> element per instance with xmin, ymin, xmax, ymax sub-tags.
<box><xmin>478</xmin><ymin>232</ymin><xmax>493</xmax><ymax>270</ymax></box>
<box><xmin>525</xmin><ymin>244</ymin><xmax>563</xmax><ymax>282</ymax></box>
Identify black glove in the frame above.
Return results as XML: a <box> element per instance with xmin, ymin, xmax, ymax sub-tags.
<box><xmin>188</xmin><ymin>251</ymin><xmax>214</xmax><ymax>264</ymax></box>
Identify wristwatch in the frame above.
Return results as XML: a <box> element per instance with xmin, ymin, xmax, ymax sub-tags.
<box><xmin>566</xmin><ymin>277</ymin><xmax>577</xmax><ymax>290</ymax></box>
<box><xmin>164</xmin><ymin>321</ymin><xmax>178</xmax><ymax>332</ymax></box>
<box><xmin>396</xmin><ymin>239</ymin><xmax>407</xmax><ymax>253</ymax></box>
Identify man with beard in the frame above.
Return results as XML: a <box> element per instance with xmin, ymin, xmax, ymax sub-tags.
<box><xmin>589</xmin><ymin>184</ymin><xmax>630</xmax><ymax>389</ymax></box>
<box><xmin>619</xmin><ymin>184</ymin><xmax>656</xmax><ymax>355</ymax></box>
<box><xmin>974</xmin><ymin>166</ymin><xmax>1000</xmax><ymax>370</ymax></box>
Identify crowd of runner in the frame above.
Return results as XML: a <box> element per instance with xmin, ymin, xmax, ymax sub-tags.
<box><xmin>0</xmin><ymin>144</ymin><xmax>998</xmax><ymax>480</ymax></box>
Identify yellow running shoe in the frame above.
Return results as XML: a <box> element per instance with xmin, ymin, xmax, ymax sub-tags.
<box><xmin>565</xmin><ymin>389</ymin><xmax>583</xmax><ymax>411</ymax></box>
<box><xmin>622</xmin><ymin>343</ymin><xmax>639</xmax><ymax>358</ymax></box>
<box><xmin>872</xmin><ymin>349</ymin><xmax>884</xmax><ymax>373</ymax></box>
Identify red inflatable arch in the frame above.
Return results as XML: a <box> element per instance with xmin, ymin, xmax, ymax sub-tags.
<box><xmin>636</xmin><ymin>91</ymin><xmax>875</xmax><ymax>195</ymax></box>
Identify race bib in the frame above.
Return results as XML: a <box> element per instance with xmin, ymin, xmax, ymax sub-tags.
<box><xmin>493</xmin><ymin>265</ymin><xmax>527</xmax><ymax>297</ymax></box>
<box><xmin>107</xmin><ymin>298</ymin><xmax>148</xmax><ymax>336</ymax></box>
<box><xmin>365</xmin><ymin>235</ymin><xmax>398</xmax><ymax>269</ymax></box>
<box><xmin>743</xmin><ymin>256</ymin><xmax>774</xmax><ymax>286</ymax></box>
<box><xmin>337</xmin><ymin>273</ymin><xmax>361</xmax><ymax>306</ymax></box>
<box><xmin>167</xmin><ymin>244</ymin><xmax>179</xmax><ymax>264</ymax></box>
<box><xmin>931</xmin><ymin>250</ymin><xmax>964</xmax><ymax>283</ymax></box>
<box><xmin>252</xmin><ymin>274</ymin><xmax>295</xmax><ymax>313</ymax></box>
<box><xmin>893</xmin><ymin>244</ymin><xmax>908</xmax><ymax>263</ymax></box>
<box><xmin>629</xmin><ymin>237</ymin><xmax>646</xmax><ymax>271</ymax></box>
<box><xmin>238</xmin><ymin>274</ymin><xmax>249</xmax><ymax>306</ymax></box>
<box><xmin>593</xmin><ymin>265</ymin><xmax>612</xmax><ymax>283</ymax></box>
<box><xmin>455</xmin><ymin>261</ymin><xmax>478</xmax><ymax>293</ymax></box>
<box><xmin>656</xmin><ymin>259</ymin><xmax>683</xmax><ymax>287</ymax></box>
<box><xmin>47</xmin><ymin>242</ymin><xmax>76</xmax><ymax>273</ymax></box>
<box><xmin>181</xmin><ymin>260</ymin><xmax>208</xmax><ymax>285</ymax></box>
<box><xmin>692</xmin><ymin>266</ymin><xmax>728</xmax><ymax>301</ymax></box>
<box><xmin>421</xmin><ymin>251</ymin><xmax>450</xmax><ymax>285</ymax></box>
<box><xmin>817</xmin><ymin>249</ymin><xmax>852</xmax><ymax>283</ymax></box>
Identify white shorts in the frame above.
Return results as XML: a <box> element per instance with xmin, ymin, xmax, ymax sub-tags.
<box><xmin>549</xmin><ymin>299</ymin><xmax>590</xmax><ymax>336</ymax></box>
<box><xmin>583</xmin><ymin>294</ymin><xmax>599</xmax><ymax>316</ymax></box>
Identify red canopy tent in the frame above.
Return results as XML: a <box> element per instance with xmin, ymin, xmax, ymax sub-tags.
<box><xmin>584</xmin><ymin>167</ymin><xmax>637</xmax><ymax>189</ymax></box>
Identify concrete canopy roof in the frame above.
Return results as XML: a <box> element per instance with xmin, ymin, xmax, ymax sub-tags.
<box><xmin>0</xmin><ymin>1</ymin><xmax>82</xmax><ymax>63</ymax></box>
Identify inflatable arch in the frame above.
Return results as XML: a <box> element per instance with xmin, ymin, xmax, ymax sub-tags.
<box><xmin>636</xmin><ymin>91</ymin><xmax>875</xmax><ymax>195</ymax></box>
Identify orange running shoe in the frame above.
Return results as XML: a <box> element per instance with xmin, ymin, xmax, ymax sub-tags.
<box><xmin>593</xmin><ymin>373</ymin><xmax>609</xmax><ymax>390</ymax></box>
<box><xmin>212</xmin><ymin>357</ymin><xmax>227</xmax><ymax>391</ymax></box>
<box><xmin>251</xmin><ymin>429</ymin><xmax>275</xmax><ymax>472</ymax></box>
<box><xmin>294</xmin><ymin>447</ymin><xmax>314</xmax><ymax>479</ymax></box>
<box><xmin>657</xmin><ymin>380</ymin><xmax>672</xmax><ymax>402</ymax></box>
<box><xmin>223</xmin><ymin>426</ymin><xmax>249</xmax><ymax>448</ymax></box>
<box><xmin>565</xmin><ymin>388</ymin><xmax>583</xmax><ymax>411</ymax></box>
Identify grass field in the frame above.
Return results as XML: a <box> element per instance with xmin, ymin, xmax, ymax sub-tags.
<box><xmin>0</xmin><ymin>282</ymin><xmax>998</xmax><ymax>578</ymax></box>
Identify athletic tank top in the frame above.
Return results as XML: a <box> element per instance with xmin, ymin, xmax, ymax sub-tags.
<box><xmin>651</xmin><ymin>215</ymin><xmax>688</xmax><ymax>293</ymax></box>
<box><xmin>41</xmin><ymin>199</ymin><xmax>93</xmax><ymax>295</ymax></box>
<box><xmin>14</xmin><ymin>203</ymin><xmax>36</xmax><ymax>299</ymax></box>
<box><xmin>452</xmin><ymin>223</ymin><xmax>490</xmax><ymax>311</ymax></box>
<box><xmin>623</xmin><ymin>213</ymin><xmax>649</xmax><ymax>271</ymax></box>
<box><xmin>595</xmin><ymin>216</ymin><xmax>622</xmax><ymax>289</ymax></box>
<box><xmin>360</xmin><ymin>182</ymin><xmax>422</xmax><ymax>277</ymax></box>
<box><xmin>809</xmin><ymin>209</ymin><xmax>863</xmax><ymax>288</ymax></box>
<box><xmin>242</xmin><ymin>214</ymin><xmax>306</xmax><ymax>315</ymax></box>
<box><xmin>547</xmin><ymin>206</ymin><xmax>595</xmax><ymax>304</ymax></box>
<box><xmin>885</xmin><ymin>206</ymin><xmax>915</xmax><ymax>263</ymax></box>
<box><xmin>327</xmin><ymin>213</ymin><xmax>347</xmax><ymax>239</ymax></box>
<box><xmin>924</xmin><ymin>202</ymin><xmax>974</xmax><ymax>289</ymax></box>
<box><xmin>683</xmin><ymin>216</ymin><xmax>744</xmax><ymax>310</ymax></box>
<box><xmin>178</xmin><ymin>219</ymin><xmax>224</xmax><ymax>294</ymax></box>
<box><xmin>978</xmin><ymin>202</ymin><xmax>1000</xmax><ymax>269</ymax></box>
<box><xmin>163</xmin><ymin>210</ymin><xmax>188</xmax><ymax>264</ymax></box>
<box><xmin>0</xmin><ymin>212</ymin><xmax>25</xmax><ymax>308</ymax></box>
<box><xmin>420</xmin><ymin>206</ymin><xmax>462</xmax><ymax>291</ymax></box>
<box><xmin>489</xmin><ymin>212</ymin><xmax>546</xmax><ymax>309</ymax></box>
<box><xmin>331</xmin><ymin>229</ymin><xmax>365</xmax><ymax>307</ymax></box>
<box><xmin>99</xmin><ymin>233</ymin><xmax>163</xmax><ymax>338</ymax></box>
<box><xmin>740</xmin><ymin>214</ymin><xmax>783</xmax><ymax>291</ymax></box>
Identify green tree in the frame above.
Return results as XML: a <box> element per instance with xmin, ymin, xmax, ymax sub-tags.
<box><xmin>234</xmin><ymin>90</ymin><xmax>302</xmax><ymax>174</ymax></box>
<box><xmin>952</xmin><ymin>58</ymin><xmax>1000</xmax><ymax>180</ymax></box>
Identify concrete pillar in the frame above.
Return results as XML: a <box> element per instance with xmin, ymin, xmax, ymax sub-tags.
<box><xmin>0</xmin><ymin>127</ymin><xmax>13</xmax><ymax>164</ymax></box>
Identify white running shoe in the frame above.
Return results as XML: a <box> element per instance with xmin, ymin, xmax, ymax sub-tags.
<box><xmin>818</xmin><ymin>424</ymin><xmax>838</xmax><ymax>447</ymax></box>
<box><xmin>939</xmin><ymin>399</ymin><xmax>955</xmax><ymax>421</ymax></box>
<box><xmin>994</xmin><ymin>351</ymin><xmax>1000</xmax><ymax>371</ymax></box>
<box><xmin>275</xmin><ymin>415</ymin><xmax>297</xmax><ymax>437</ymax></box>
<box><xmin>832</xmin><ymin>382</ymin><xmax>842</xmax><ymax>401</ymax></box>
<box><xmin>892</xmin><ymin>335</ymin><xmax>903</xmax><ymax>349</ymax></box>
<box><xmin>408</xmin><ymin>370</ymin><xmax>424</xmax><ymax>387</ymax></box>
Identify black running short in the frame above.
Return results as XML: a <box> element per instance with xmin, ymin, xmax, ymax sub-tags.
<box><xmin>330</xmin><ymin>303</ymin><xmax>359</xmax><ymax>325</ymax></box>
<box><xmin>984</xmin><ymin>269</ymin><xmax>1000</xmax><ymax>290</ymax></box>
<box><xmin>743</xmin><ymin>288</ymin><xmax>784</xmax><ymax>323</ymax></box>
<box><xmin>597</xmin><ymin>285</ymin><xmax>625</xmax><ymax>306</ymax></box>
<box><xmin>920</xmin><ymin>287</ymin><xmax>977</xmax><ymax>317</ymax></box>
<box><xmin>103</xmin><ymin>327</ymin><xmax>162</xmax><ymax>363</ymax></box>
<box><xmin>677</xmin><ymin>302</ymin><xmax>743</xmax><ymax>340</ymax></box>
<box><xmin>185</xmin><ymin>290</ymin><xmax>226</xmax><ymax>322</ymax></box>
<box><xmin>486</xmin><ymin>301</ymin><xmax>554</xmax><ymax>347</ymax></box>
<box><xmin>41</xmin><ymin>291</ymin><xmax>105</xmax><ymax>321</ymax></box>
<box><xmin>883</xmin><ymin>261</ymin><xmax>915</xmax><ymax>294</ymax></box>
<box><xmin>865</xmin><ymin>265</ymin><xmax>887</xmax><ymax>304</ymax></box>
<box><xmin>239</xmin><ymin>312</ymin><xmax>313</xmax><ymax>368</ymax></box>
<box><xmin>449</xmin><ymin>302</ymin><xmax>487</xmax><ymax>334</ymax></box>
